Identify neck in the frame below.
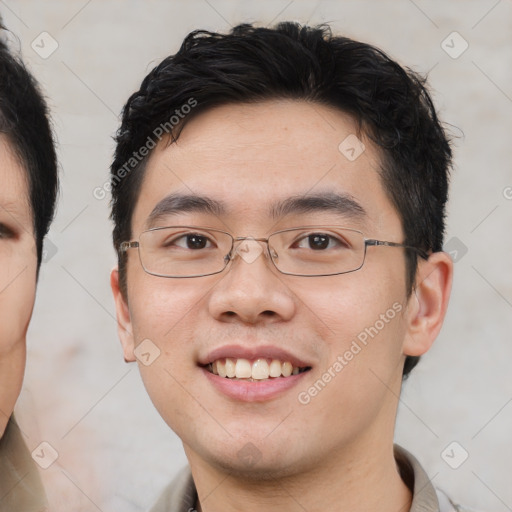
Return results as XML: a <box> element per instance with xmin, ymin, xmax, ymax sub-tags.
<box><xmin>186</xmin><ymin>440</ymin><xmax>412</xmax><ymax>512</ymax></box>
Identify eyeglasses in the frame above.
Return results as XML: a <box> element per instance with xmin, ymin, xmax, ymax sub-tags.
<box><xmin>119</xmin><ymin>225</ymin><xmax>429</xmax><ymax>278</ymax></box>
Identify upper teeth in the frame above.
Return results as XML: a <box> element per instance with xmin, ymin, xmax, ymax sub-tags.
<box><xmin>210</xmin><ymin>358</ymin><xmax>304</xmax><ymax>380</ymax></box>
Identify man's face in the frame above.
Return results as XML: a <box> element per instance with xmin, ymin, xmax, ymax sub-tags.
<box><xmin>113</xmin><ymin>100</ymin><xmax>419</xmax><ymax>477</ymax></box>
<box><xmin>0</xmin><ymin>136</ymin><xmax>38</xmax><ymax>437</ymax></box>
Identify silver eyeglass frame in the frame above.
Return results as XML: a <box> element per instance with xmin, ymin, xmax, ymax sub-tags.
<box><xmin>119</xmin><ymin>225</ymin><xmax>429</xmax><ymax>278</ymax></box>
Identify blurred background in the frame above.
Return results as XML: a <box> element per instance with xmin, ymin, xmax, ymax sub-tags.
<box><xmin>2</xmin><ymin>0</ymin><xmax>511</xmax><ymax>510</ymax></box>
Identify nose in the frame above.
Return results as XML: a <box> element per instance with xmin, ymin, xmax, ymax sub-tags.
<box><xmin>207</xmin><ymin>238</ymin><xmax>296</xmax><ymax>325</ymax></box>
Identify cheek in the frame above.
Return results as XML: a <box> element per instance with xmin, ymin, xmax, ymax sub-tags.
<box><xmin>128</xmin><ymin>279</ymin><xmax>210</xmax><ymax>434</ymax></box>
<box><xmin>0</xmin><ymin>255</ymin><xmax>37</xmax><ymax>354</ymax></box>
<box><xmin>128</xmin><ymin>273</ymin><xmax>215</xmax><ymax>342</ymax></box>
<box><xmin>127</xmin><ymin>272</ymin><xmax>217</xmax><ymax>405</ymax></box>
<box><xmin>296</xmin><ymin>266</ymin><xmax>405</xmax><ymax>331</ymax></box>
<box><xmin>293</xmin><ymin>267</ymin><xmax>408</xmax><ymax>383</ymax></box>
<box><xmin>291</xmin><ymin>278</ymin><xmax>407</xmax><ymax>445</ymax></box>
<box><xmin>126</xmin><ymin>271</ymin><xmax>241</xmax><ymax>433</ymax></box>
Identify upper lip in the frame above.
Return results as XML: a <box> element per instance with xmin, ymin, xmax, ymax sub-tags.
<box><xmin>199</xmin><ymin>344</ymin><xmax>312</xmax><ymax>368</ymax></box>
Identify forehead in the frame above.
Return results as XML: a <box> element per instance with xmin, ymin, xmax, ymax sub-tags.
<box><xmin>132</xmin><ymin>100</ymin><xmax>400</xmax><ymax>235</ymax></box>
<box><xmin>0</xmin><ymin>136</ymin><xmax>31</xmax><ymax>221</ymax></box>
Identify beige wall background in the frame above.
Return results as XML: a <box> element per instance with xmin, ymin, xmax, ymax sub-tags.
<box><xmin>2</xmin><ymin>0</ymin><xmax>511</xmax><ymax>510</ymax></box>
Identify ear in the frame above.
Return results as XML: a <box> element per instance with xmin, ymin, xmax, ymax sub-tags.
<box><xmin>402</xmin><ymin>251</ymin><xmax>453</xmax><ymax>357</ymax></box>
<box><xmin>110</xmin><ymin>268</ymin><xmax>136</xmax><ymax>362</ymax></box>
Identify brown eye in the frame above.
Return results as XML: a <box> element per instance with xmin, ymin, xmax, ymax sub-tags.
<box><xmin>294</xmin><ymin>232</ymin><xmax>347</xmax><ymax>251</ymax></box>
<box><xmin>0</xmin><ymin>223</ymin><xmax>16</xmax><ymax>239</ymax></box>
<box><xmin>165</xmin><ymin>233</ymin><xmax>214</xmax><ymax>250</ymax></box>
<box><xmin>184</xmin><ymin>234</ymin><xmax>210</xmax><ymax>249</ymax></box>
<box><xmin>308</xmin><ymin>234</ymin><xmax>329</xmax><ymax>250</ymax></box>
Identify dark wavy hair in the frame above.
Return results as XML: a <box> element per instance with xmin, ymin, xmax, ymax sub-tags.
<box><xmin>110</xmin><ymin>22</ymin><xmax>452</xmax><ymax>378</ymax></box>
<box><xmin>0</xmin><ymin>28</ymin><xmax>59</xmax><ymax>270</ymax></box>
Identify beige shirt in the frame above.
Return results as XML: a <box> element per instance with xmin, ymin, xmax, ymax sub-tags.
<box><xmin>149</xmin><ymin>445</ymin><xmax>471</xmax><ymax>512</ymax></box>
<box><xmin>0</xmin><ymin>417</ymin><xmax>47</xmax><ymax>512</ymax></box>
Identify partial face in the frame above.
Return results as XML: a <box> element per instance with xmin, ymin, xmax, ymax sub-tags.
<box><xmin>0</xmin><ymin>136</ymin><xmax>38</xmax><ymax>437</ymax></box>
<box><xmin>113</xmin><ymin>100</ymin><xmax>432</xmax><ymax>477</ymax></box>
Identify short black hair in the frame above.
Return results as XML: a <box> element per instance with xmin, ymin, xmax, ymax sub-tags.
<box><xmin>0</xmin><ymin>27</ymin><xmax>59</xmax><ymax>269</ymax></box>
<box><xmin>110</xmin><ymin>22</ymin><xmax>452</xmax><ymax>378</ymax></box>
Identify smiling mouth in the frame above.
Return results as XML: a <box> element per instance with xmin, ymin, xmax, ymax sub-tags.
<box><xmin>204</xmin><ymin>357</ymin><xmax>311</xmax><ymax>381</ymax></box>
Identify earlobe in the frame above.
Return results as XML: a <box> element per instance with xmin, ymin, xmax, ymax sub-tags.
<box><xmin>110</xmin><ymin>268</ymin><xmax>136</xmax><ymax>362</ymax></box>
<box><xmin>403</xmin><ymin>252</ymin><xmax>453</xmax><ymax>357</ymax></box>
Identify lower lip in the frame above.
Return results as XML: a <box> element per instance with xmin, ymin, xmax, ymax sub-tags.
<box><xmin>201</xmin><ymin>367</ymin><xmax>310</xmax><ymax>402</ymax></box>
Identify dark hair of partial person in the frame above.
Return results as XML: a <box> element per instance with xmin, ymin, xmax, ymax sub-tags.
<box><xmin>110</xmin><ymin>22</ymin><xmax>452</xmax><ymax>378</ymax></box>
<box><xmin>0</xmin><ymin>23</ymin><xmax>57</xmax><ymax>511</ymax></box>
<box><xmin>0</xmin><ymin>27</ymin><xmax>59</xmax><ymax>270</ymax></box>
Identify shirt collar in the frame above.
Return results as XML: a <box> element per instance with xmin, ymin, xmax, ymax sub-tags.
<box><xmin>153</xmin><ymin>444</ymin><xmax>440</xmax><ymax>512</ymax></box>
<box><xmin>394</xmin><ymin>444</ymin><xmax>441</xmax><ymax>512</ymax></box>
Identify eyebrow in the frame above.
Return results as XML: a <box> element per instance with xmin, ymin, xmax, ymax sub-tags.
<box><xmin>270</xmin><ymin>192</ymin><xmax>366</xmax><ymax>221</ymax></box>
<box><xmin>0</xmin><ymin>202</ymin><xmax>29</xmax><ymax>229</ymax></box>
<box><xmin>146</xmin><ymin>193</ymin><xmax>225</xmax><ymax>228</ymax></box>
<box><xmin>145</xmin><ymin>191</ymin><xmax>367</xmax><ymax>228</ymax></box>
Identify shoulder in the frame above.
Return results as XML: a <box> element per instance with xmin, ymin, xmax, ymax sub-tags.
<box><xmin>0</xmin><ymin>417</ymin><xmax>48</xmax><ymax>512</ymax></box>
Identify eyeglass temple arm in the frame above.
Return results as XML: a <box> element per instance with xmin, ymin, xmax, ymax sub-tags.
<box><xmin>365</xmin><ymin>239</ymin><xmax>429</xmax><ymax>260</ymax></box>
<box><xmin>119</xmin><ymin>241</ymin><xmax>140</xmax><ymax>253</ymax></box>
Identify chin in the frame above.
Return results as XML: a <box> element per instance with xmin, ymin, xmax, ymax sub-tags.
<box><xmin>203</xmin><ymin>442</ymin><xmax>305</xmax><ymax>481</ymax></box>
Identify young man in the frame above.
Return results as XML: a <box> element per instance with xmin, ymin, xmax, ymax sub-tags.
<box><xmin>110</xmin><ymin>22</ymin><xmax>463</xmax><ymax>511</ymax></box>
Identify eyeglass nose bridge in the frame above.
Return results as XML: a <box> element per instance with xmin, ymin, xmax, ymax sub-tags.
<box><xmin>224</xmin><ymin>236</ymin><xmax>278</xmax><ymax>266</ymax></box>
